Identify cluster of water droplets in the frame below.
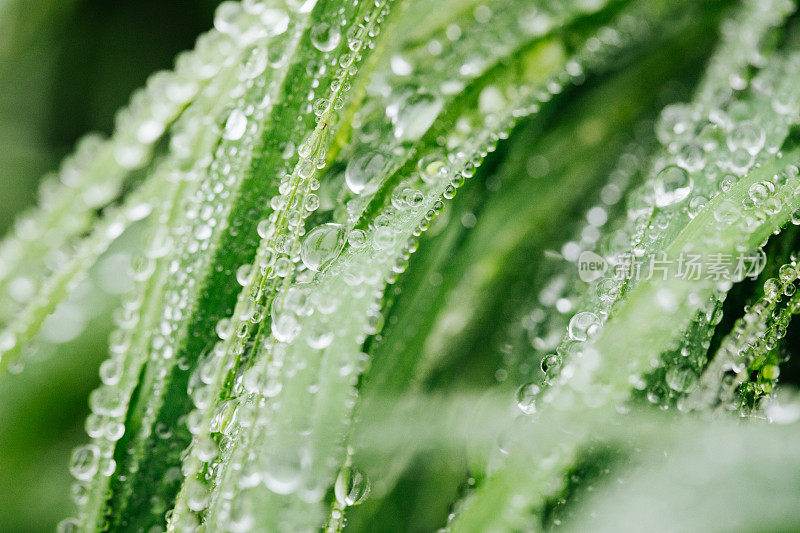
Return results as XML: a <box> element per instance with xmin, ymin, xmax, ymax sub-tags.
<box><xmin>174</xmin><ymin>0</ymin><xmax>639</xmax><ymax>526</ymax></box>
<box><xmin>0</xmin><ymin>183</ymin><xmax>160</xmax><ymax>376</ymax></box>
<box><xmin>688</xmin><ymin>255</ymin><xmax>800</xmax><ymax>414</ymax></box>
<box><xmin>60</xmin><ymin>2</ymin><xmax>310</xmax><ymax>531</ymax></box>
<box><xmin>513</xmin><ymin>0</ymin><xmax>800</xmax><ymax>422</ymax></box>
<box><xmin>453</xmin><ymin>15</ymin><xmax>800</xmax><ymax>526</ymax></box>
<box><xmin>48</xmin><ymin>0</ymin><xmax>800</xmax><ymax>531</ymax></box>
<box><xmin>0</xmin><ymin>16</ymin><xmax>252</xmax><ymax>341</ymax></box>
<box><xmin>487</xmin><ymin>1</ymin><xmax>710</xmax><ymax>410</ymax></box>
<box><xmin>634</xmin><ymin>294</ymin><xmax>725</xmax><ymax>411</ymax></box>
<box><xmin>454</xmin><ymin>2</ymin><xmax>800</xmax><ymax>532</ymax></box>
<box><xmin>160</xmin><ymin>3</ymin><xmax>401</xmax><ymax>531</ymax></box>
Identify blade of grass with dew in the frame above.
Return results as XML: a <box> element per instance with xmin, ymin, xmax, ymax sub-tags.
<box><xmin>65</xmin><ymin>1</ymin><xmax>402</xmax><ymax>531</ymax></box>
<box><xmin>406</xmin><ymin>4</ymin><xmax>725</xmax><ymax>392</ymax></box>
<box><xmin>159</xmin><ymin>2</ymin><xmax>620</xmax><ymax>528</ymax></box>
<box><xmin>192</xmin><ymin>3</ymin><xmax>714</xmax><ymax>533</ymax></box>
<box><xmin>165</xmin><ymin>2</ymin><xmax>406</xmax><ymax>529</ymax></box>
<box><xmin>689</xmin><ymin>252</ymin><xmax>800</xmax><ymax>413</ymax></box>
<box><xmin>62</xmin><ymin>2</ymin><xmax>322</xmax><ymax>530</ymax></box>
<box><xmin>345</xmin><ymin>12</ymin><xmax>724</xmax><ymax>523</ymax></box>
<box><xmin>447</xmin><ymin>1</ymin><xmax>800</xmax><ymax>530</ymax></box>
<box><xmin>0</xmin><ymin>16</ymin><xmax>276</xmax><ymax>371</ymax></box>
<box><xmin>327</xmin><ymin>0</ymin><xmax>650</xmax><ymax>402</ymax></box>
<box><xmin>0</xmin><ymin>23</ymin><xmax>241</xmax><ymax>326</ymax></box>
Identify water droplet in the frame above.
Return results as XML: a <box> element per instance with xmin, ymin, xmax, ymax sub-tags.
<box><xmin>195</xmin><ymin>224</ymin><xmax>213</xmax><ymax>240</ymax></box>
<box><xmin>310</xmin><ymin>22</ymin><xmax>341</xmax><ymax>52</ymax></box>
<box><xmin>243</xmin><ymin>48</ymin><xmax>268</xmax><ymax>79</ymax></box>
<box><xmin>348</xmin><ymin>229</ymin><xmax>367</xmax><ymax>248</ymax></box>
<box><xmin>656</xmin><ymin>104</ymin><xmax>697</xmax><ymax>143</ymax></box>
<box><xmin>418</xmin><ymin>152</ymin><xmax>447</xmax><ymax>184</ymax></box>
<box><xmin>372</xmin><ymin>226</ymin><xmax>395</xmax><ymax>250</ymax></box>
<box><xmin>516</xmin><ymin>382</ymin><xmax>540</xmax><ymax>414</ymax></box>
<box><xmin>687</xmin><ymin>195</ymin><xmax>707</xmax><ymax>219</ymax></box>
<box><xmin>224</xmin><ymin>109</ymin><xmax>248</xmax><ymax>141</ymax></box>
<box><xmin>334</xmin><ymin>466</ymin><xmax>371</xmax><ymax>506</ymax></box>
<box><xmin>99</xmin><ymin>358</ymin><xmax>123</xmax><ymax>386</ymax></box>
<box><xmin>748</xmin><ymin>182</ymin><xmax>771</xmax><ymax>204</ymax></box>
<box><xmin>390</xmin><ymin>54</ymin><xmax>413</xmax><ymax>76</ymax></box>
<box><xmin>263</xmin><ymin>453</ymin><xmax>303</xmax><ymax>495</ymax></box>
<box><xmin>257</xmin><ymin>219</ymin><xmax>273</xmax><ymax>239</ymax></box>
<box><xmin>261</xmin><ymin>7</ymin><xmax>290</xmax><ymax>36</ymax></box>
<box><xmin>391</xmin><ymin>91</ymin><xmax>443</xmax><ymax>141</ymax></box>
<box><xmin>57</xmin><ymin>518</ymin><xmax>80</xmax><ymax>533</ymax></box>
<box><xmin>301</xmin><ymin>223</ymin><xmax>345</xmax><ymax>272</ymax></box>
<box><xmin>271</xmin><ymin>311</ymin><xmax>300</xmax><ymax>342</ymax></box>
<box><xmin>216</xmin><ymin>318</ymin><xmax>232</xmax><ymax>340</ymax></box>
<box><xmin>727</xmin><ymin>121</ymin><xmax>765</xmax><ymax>155</ymax></box>
<box><xmin>237</xmin><ymin>264</ymin><xmax>254</xmax><ymax>286</ymax></box>
<box><xmin>70</xmin><ymin>445</ymin><xmax>100</xmax><ymax>481</ymax></box>
<box><xmin>714</xmin><ymin>198</ymin><xmax>740</xmax><ymax>224</ymax></box>
<box><xmin>654</xmin><ymin>166</ymin><xmax>692</xmax><ymax>207</ymax></box>
<box><xmin>568</xmin><ymin>312</ymin><xmax>600</xmax><ymax>342</ymax></box>
<box><xmin>345</xmin><ymin>151</ymin><xmax>387</xmax><ymax>195</ymax></box>
<box><xmin>187</xmin><ymin>479</ymin><xmax>211</xmax><ymax>511</ymax></box>
<box><xmin>665</xmin><ymin>366</ymin><xmax>696</xmax><ymax>392</ymax></box>
<box><xmin>0</xmin><ymin>331</ymin><xmax>16</xmax><ymax>352</ymax></box>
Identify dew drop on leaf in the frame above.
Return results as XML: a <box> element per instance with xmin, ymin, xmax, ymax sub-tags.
<box><xmin>224</xmin><ymin>109</ymin><xmax>248</xmax><ymax>141</ymax></box>
<box><xmin>665</xmin><ymin>366</ymin><xmax>696</xmax><ymax>392</ymax></box>
<box><xmin>568</xmin><ymin>312</ymin><xmax>600</xmax><ymax>342</ymax></box>
<box><xmin>310</xmin><ymin>22</ymin><xmax>341</xmax><ymax>52</ymax></box>
<box><xmin>727</xmin><ymin>121</ymin><xmax>765</xmax><ymax>155</ymax></box>
<box><xmin>263</xmin><ymin>452</ymin><xmax>303</xmax><ymax>495</ymax></box>
<box><xmin>57</xmin><ymin>518</ymin><xmax>80</xmax><ymax>533</ymax></box>
<box><xmin>301</xmin><ymin>223</ymin><xmax>345</xmax><ymax>272</ymax></box>
<box><xmin>654</xmin><ymin>166</ymin><xmax>692</xmax><ymax>207</ymax></box>
<box><xmin>748</xmin><ymin>181</ymin><xmax>771</xmax><ymax>204</ymax></box>
<box><xmin>347</xmin><ymin>229</ymin><xmax>367</xmax><ymax>248</ymax></box>
<box><xmin>714</xmin><ymin>198</ymin><xmax>740</xmax><ymax>224</ymax></box>
<box><xmin>391</xmin><ymin>90</ymin><xmax>443</xmax><ymax>141</ymax></box>
<box><xmin>334</xmin><ymin>466</ymin><xmax>371</xmax><ymax>506</ymax></box>
<box><xmin>345</xmin><ymin>150</ymin><xmax>387</xmax><ymax>194</ymax></box>
<box><xmin>236</xmin><ymin>264</ymin><xmax>253</xmax><ymax>286</ymax></box>
<box><xmin>69</xmin><ymin>444</ymin><xmax>100</xmax><ymax>481</ymax></box>
<box><xmin>541</xmin><ymin>353</ymin><xmax>562</xmax><ymax>375</ymax></box>
<box><xmin>516</xmin><ymin>382</ymin><xmax>540</xmax><ymax>415</ymax></box>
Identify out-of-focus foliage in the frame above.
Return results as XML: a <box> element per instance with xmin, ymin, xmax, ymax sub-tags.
<box><xmin>0</xmin><ymin>1</ymin><xmax>219</xmax><ymax>531</ymax></box>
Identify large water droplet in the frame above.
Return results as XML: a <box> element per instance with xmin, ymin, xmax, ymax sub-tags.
<box><xmin>310</xmin><ymin>22</ymin><xmax>341</xmax><ymax>52</ymax></box>
<box><xmin>516</xmin><ymin>382</ymin><xmax>540</xmax><ymax>415</ymax></box>
<box><xmin>301</xmin><ymin>223</ymin><xmax>345</xmax><ymax>272</ymax></box>
<box><xmin>748</xmin><ymin>181</ymin><xmax>772</xmax><ymax>204</ymax></box>
<box><xmin>345</xmin><ymin>151</ymin><xmax>387</xmax><ymax>195</ymax></box>
<box><xmin>654</xmin><ymin>166</ymin><xmax>692</xmax><ymax>207</ymax></box>
<box><xmin>70</xmin><ymin>445</ymin><xmax>100</xmax><ymax>481</ymax></box>
<box><xmin>224</xmin><ymin>110</ymin><xmax>248</xmax><ymax>141</ymax></box>
<box><xmin>568</xmin><ymin>312</ymin><xmax>600</xmax><ymax>342</ymax></box>
<box><xmin>391</xmin><ymin>91</ymin><xmax>443</xmax><ymax>141</ymax></box>
<box><xmin>334</xmin><ymin>466</ymin><xmax>371</xmax><ymax>506</ymax></box>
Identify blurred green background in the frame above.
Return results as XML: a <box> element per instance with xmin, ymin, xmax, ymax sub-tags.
<box><xmin>0</xmin><ymin>1</ymin><xmax>220</xmax><ymax>530</ymax></box>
